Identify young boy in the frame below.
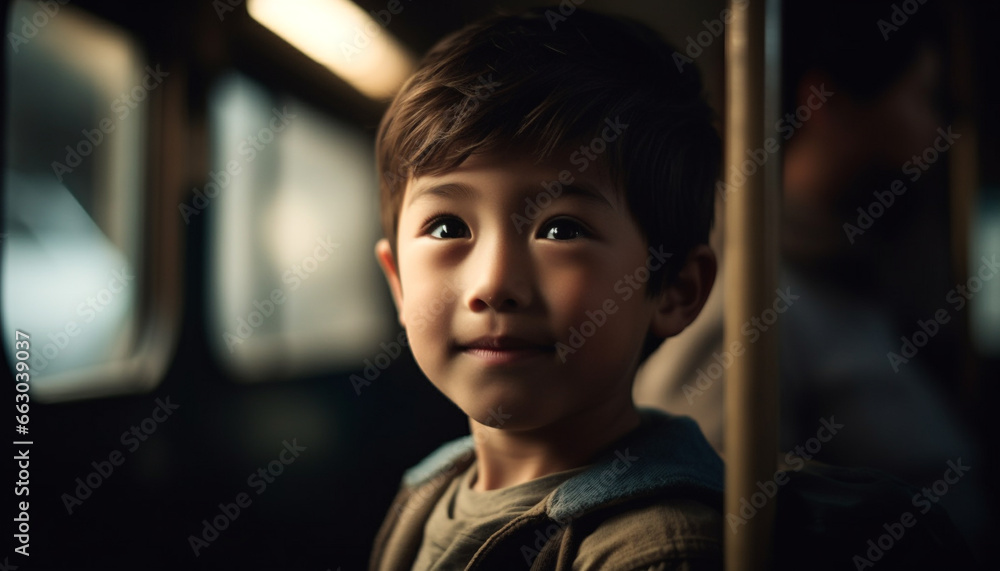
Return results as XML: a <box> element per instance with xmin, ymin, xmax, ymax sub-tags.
<box><xmin>369</xmin><ymin>6</ymin><xmax>723</xmax><ymax>570</ymax></box>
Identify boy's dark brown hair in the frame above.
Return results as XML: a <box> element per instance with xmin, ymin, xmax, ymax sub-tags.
<box><xmin>376</xmin><ymin>6</ymin><xmax>720</xmax><ymax>297</ymax></box>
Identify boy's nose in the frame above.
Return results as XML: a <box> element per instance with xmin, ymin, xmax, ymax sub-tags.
<box><xmin>465</xmin><ymin>239</ymin><xmax>533</xmax><ymax>313</ymax></box>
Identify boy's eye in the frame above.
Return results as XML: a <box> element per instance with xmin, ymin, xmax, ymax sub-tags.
<box><xmin>539</xmin><ymin>218</ymin><xmax>589</xmax><ymax>241</ymax></box>
<box><xmin>427</xmin><ymin>216</ymin><xmax>470</xmax><ymax>239</ymax></box>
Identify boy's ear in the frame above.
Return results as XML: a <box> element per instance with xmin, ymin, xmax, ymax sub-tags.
<box><xmin>648</xmin><ymin>245</ymin><xmax>717</xmax><ymax>338</ymax></box>
<box><xmin>375</xmin><ymin>238</ymin><xmax>406</xmax><ymax>328</ymax></box>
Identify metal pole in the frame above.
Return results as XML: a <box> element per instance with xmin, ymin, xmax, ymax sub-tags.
<box><xmin>724</xmin><ymin>0</ymin><xmax>780</xmax><ymax>569</ymax></box>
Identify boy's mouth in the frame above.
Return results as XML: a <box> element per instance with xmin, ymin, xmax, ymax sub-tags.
<box><xmin>455</xmin><ymin>335</ymin><xmax>555</xmax><ymax>365</ymax></box>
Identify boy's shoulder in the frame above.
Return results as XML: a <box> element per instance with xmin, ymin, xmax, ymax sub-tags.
<box><xmin>572</xmin><ymin>495</ymin><xmax>723</xmax><ymax>570</ymax></box>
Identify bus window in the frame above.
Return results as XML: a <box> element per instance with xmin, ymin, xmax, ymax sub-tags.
<box><xmin>206</xmin><ymin>72</ymin><xmax>393</xmax><ymax>381</ymax></box>
<box><xmin>3</xmin><ymin>0</ymin><xmax>147</xmax><ymax>400</ymax></box>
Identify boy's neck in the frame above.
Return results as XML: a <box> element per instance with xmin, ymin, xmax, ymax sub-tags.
<box><xmin>468</xmin><ymin>396</ymin><xmax>641</xmax><ymax>492</ymax></box>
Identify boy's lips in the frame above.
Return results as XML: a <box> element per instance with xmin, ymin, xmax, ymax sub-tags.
<box><xmin>455</xmin><ymin>335</ymin><xmax>555</xmax><ymax>365</ymax></box>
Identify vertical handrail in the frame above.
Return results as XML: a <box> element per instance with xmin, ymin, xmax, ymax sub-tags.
<box><xmin>724</xmin><ymin>0</ymin><xmax>780</xmax><ymax>570</ymax></box>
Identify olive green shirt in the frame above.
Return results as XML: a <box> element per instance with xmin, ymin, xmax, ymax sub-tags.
<box><xmin>412</xmin><ymin>461</ymin><xmax>586</xmax><ymax>570</ymax></box>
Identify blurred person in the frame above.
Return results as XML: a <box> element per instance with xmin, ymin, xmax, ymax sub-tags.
<box><xmin>634</xmin><ymin>0</ymin><xmax>991</xmax><ymax>561</ymax></box>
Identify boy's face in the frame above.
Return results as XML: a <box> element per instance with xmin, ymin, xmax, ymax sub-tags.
<box><xmin>375</xmin><ymin>151</ymin><xmax>682</xmax><ymax>431</ymax></box>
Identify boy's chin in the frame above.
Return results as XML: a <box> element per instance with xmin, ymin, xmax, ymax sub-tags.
<box><xmin>460</xmin><ymin>402</ymin><xmax>519</xmax><ymax>430</ymax></box>
<box><xmin>457</xmin><ymin>396</ymin><xmax>569</xmax><ymax>434</ymax></box>
<box><xmin>454</xmin><ymin>397</ymin><xmax>533</xmax><ymax>432</ymax></box>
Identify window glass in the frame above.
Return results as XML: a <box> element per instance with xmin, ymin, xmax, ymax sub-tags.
<box><xmin>971</xmin><ymin>189</ymin><xmax>1000</xmax><ymax>356</ymax></box>
<box><xmin>3</xmin><ymin>1</ymin><xmax>146</xmax><ymax>400</ymax></box>
<box><xmin>207</xmin><ymin>73</ymin><xmax>392</xmax><ymax>379</ymax></box>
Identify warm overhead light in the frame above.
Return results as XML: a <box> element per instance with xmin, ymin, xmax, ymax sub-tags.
<box><xmin>248</xmin><ymin>0</ymin><xmax>416</xmax><ymax>100</ymax></box>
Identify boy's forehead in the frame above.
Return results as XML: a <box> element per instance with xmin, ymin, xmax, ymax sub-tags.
<box><xmin>402</xmin><ymin>150</ymin><xmax>623</xmax><ymax>208</ymax></box>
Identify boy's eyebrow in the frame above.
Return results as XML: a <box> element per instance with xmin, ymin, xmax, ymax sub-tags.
<box><xmin>407</xmin><ymin>181</ymin><xmax>617</xmax><ymax>210</ymax></box>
